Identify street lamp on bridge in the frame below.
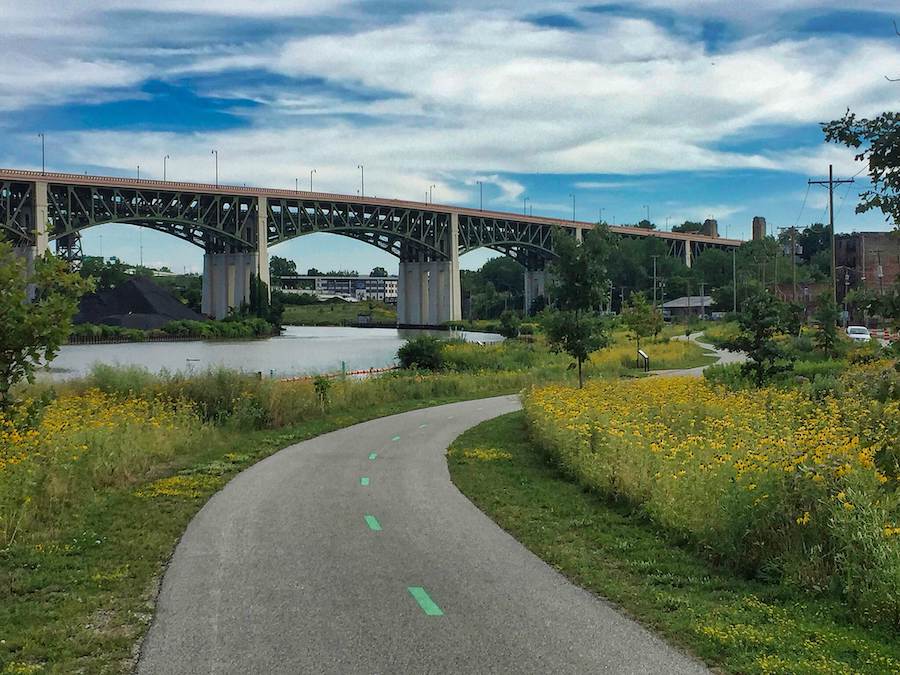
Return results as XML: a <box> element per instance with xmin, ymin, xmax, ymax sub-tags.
<box><xmin>164</xmin><ymin>155</ymin><xmax>170</xmax><ymax>181</ymax></box>
<box><xmin>476</xmin><ymin>180</ymin><xmax>483</xmax><ymax>210</ymax></box>
<box><xmin>38</xmin><ymin>133</ymin><xmax>45</xmax><ymax>175</ymax></box>
<box><xmin>569</xmin><ymin>194</ymin><xmax>575</xmax><ymax>222</ymax></box>
<box><xmin>523</xmin><ymin>196</ymin><xmax>529</xmax><ymax>215</ymax></box>
<box><xmin>310</xmin><ymin>169</ymin><xmax>316</xmax><ymax>191</ymax></box>
<box><xmin>357</xmin><ymin>164</ymin><xmax>364</xmax><ymax>196</ymax></box>
<box><xmin>211</xmin><ymin>150</ymin><xmax>218</xmax><ymax>187</ymax></box>
<box><xmin>429</xmin><ymin>184</ymin><xmax>436</xmax><ymax>204</ymax></box>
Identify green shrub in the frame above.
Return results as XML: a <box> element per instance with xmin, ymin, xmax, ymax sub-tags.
<box><xmin>397</xmin><ymin>336</ymin><xmax>446</xmax><ymax>370</ymax></box>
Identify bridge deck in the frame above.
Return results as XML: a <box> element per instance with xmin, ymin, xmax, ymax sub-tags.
<box><xmin>0</xmin><ymin>168</ymin><xmax>742</xmax><ymax>247</ymax></box>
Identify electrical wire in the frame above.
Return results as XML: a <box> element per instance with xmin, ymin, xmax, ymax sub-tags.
<box><xmin>793</xmin><ymin>182</ymin><xmax>811</xmax><ymax>229</ymax></box>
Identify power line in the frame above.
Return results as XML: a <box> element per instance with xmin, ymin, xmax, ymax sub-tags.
<box><xmin>793</xmin><ymin>182</ymin><xmax>811</xmax><ymax>229</ymax></box>
<box><xmin>809</xmin><ymin>164</ymin><xmax>855</xmax><ymax>304</ymax></box>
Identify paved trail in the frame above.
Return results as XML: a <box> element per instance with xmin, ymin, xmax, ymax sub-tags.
<box><xmin>139</xmin><ymin>396</ymin><xmax>708</xmax><ymax>674</ymax></box>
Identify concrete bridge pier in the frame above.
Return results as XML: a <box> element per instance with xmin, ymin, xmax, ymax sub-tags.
<box><xmin>200</xmin><ymin>196</ymin><xmax>270</xmax><ymax>320</ymax></box>
<box><xmin>14</xmin><ymin>180</ymin><xmax>51</xmax><ymax>299</ymax></box>
<box><xmin>397</xmin><ymin>213</ymin><xmax>461</xmax><ymax>326</ymax></box>
<box><xmin>201</xmin><ymin>251</ymin><xmax>258</xmax><ymax>319</ymax></box>
<box><xmin>524</xmin><ymin>269</ymin><xmax>547</xmax><ymax>315</ymax></box>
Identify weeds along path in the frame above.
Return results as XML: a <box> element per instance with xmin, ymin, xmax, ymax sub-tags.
<box><xmin>138</xmin><ymin>395</ymin><xmax>707</xmax><ymax>674</ymax></box>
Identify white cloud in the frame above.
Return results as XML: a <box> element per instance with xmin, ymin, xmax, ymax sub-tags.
<box><xmin>2</xmin><ymin>2</ymin><xmax>896</xmax><ymax>184</ymax></box>
<box><xmin>466</xmin><ymin>174</ymin><xmax>525</xmax><ymax>203</ymax></box>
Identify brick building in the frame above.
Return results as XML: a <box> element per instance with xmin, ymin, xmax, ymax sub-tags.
<box><xmin>835</xmin><ymin>231</ymin><xmax>899</xmax><ymax>295</ymax></box>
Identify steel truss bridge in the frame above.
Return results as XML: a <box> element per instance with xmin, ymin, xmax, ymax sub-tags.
<box><xmin>1</xmin><ymin>169</ymin><xmax>741</xmax><ymax>323</ymax></box>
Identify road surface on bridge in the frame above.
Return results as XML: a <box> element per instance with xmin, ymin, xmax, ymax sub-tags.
<box><xmin>138</xmin><ymin>395</ymin><xmax>708</xmax><ymax>674</ymax></box>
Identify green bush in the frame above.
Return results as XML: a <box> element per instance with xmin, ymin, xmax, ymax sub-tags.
<box><xmin>397</xmin><ymin>336</ymin><xmax>446</xmax><ymax>370</ymax></box>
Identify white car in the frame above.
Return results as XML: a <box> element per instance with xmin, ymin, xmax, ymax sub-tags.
<box><xmin>846</xmin><ymin>325</ymin><xmax>872</xmax><ymax>342</ymax></box>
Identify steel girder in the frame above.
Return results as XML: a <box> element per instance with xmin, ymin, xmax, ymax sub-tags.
<box><xmin>0</xmin><ymin>181</ymin><xmax>33</xmax><ymax>245</ymax></box>
<box><xmin>457</xmin><ymin>214</ymin><xmax>557</xmax><ymax>268</ymax></box>
<box><xmin>266</xmin><ymin>198</ymin><xmax>453</xmax><ymax>261</ymax></box>
<box><xmin>43</xmin><ymin>183</ymin><xmax>259</xmax><ymax>253</ymax></box>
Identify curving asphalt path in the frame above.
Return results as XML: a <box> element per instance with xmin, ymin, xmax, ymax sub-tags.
<box><xmin>138</xmin><ymin>396</ymin><xmax>709</xmax><ymax>674</ymax></box>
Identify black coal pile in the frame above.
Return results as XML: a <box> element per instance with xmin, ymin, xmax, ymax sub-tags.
<box><xmin>74</xmin><ymin>276</ymin><xmax>204</xmax><ymax>330</ymax></box>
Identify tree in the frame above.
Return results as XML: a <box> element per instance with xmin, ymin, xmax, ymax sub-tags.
<box><xmin>0</xmin><ymin>243</ymin><xmax>93</xmax><ymax>403</ymax></box>
<box><xmin>542</xmin><ymin>226</ymin><xmax>611</xmax><ymax>387</ymax></box>
<box><xmin>671</xmin><ymin>221</ymin><xmax>703</xmax><ymax>233</ymax></box>
<box><xmin>635</xmin><ymin>219</ymin><xmax>656</xmax><ymax>230</ymax></box>
<box><xmin>306</xmin><ymin>267</ymin><xmax>322</xmax><ymax>276</ymax></box>
<box><xmin>370</xmin><ymin>266</ymin><xmax>388</xmax><ymax>277</ymax></box>
<box><xmin>269</xmin><ymin>255</ymin><xmax>297</xmax><ymax>279</ymax></box>
<box><xmin>621</xmin><ymin>292</ymin><xmax>662</xmax><ymax>349</ymax></box>
<box><xmin>813</xmin><ymin>294</ymin><xmax>841</xmax><ymax>358</ymax></box>
<box><xmin>79</xmin><ymin>255</ymin><xmax>129</xmax><ymax>291</ymax></box>
<box><xmin>498</xmin><ymin>309</ymin><xmax>521</xmax><ymax>339</ymax></box>
<box><xmin>726</xmin><ymin>289</ymin><xmax>792</xmax><ymax>387</ymax></box>
<box><xmin>796</xmin><ymin>223</ymin><xmax>831</xmax><ymax>264</ymax></box>
<box><xmin>823</xmin><ymin>110</ymin><xmax>899</xmax><ymax>228</ymax></box>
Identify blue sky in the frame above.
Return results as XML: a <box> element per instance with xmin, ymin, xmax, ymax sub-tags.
<box><xmin>1</xmin><ymin>1</ymin><xmax>898</xmax><ymax>273</ymax></box>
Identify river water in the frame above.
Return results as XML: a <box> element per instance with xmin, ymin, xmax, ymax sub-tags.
<box><xmin>43</xmin><ymin>326</ymin><xmax>503</xmax><ymax>381</ymax></box>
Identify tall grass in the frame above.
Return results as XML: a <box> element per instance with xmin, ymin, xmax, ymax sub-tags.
<box><xmin>0</xmin><ymin>390</ymin><xmax>202</xmax><ymax>547</ymax></box>
<box><xmin>587</xmin><ymin>339</ymin><xmax>714</xmax><ymax>375</ymax></box>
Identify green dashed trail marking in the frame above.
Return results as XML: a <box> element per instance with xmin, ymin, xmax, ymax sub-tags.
<box><xmin>391</xmin><ymin>436</ymin><xmax>401</xmax><ymax>442</ymax></box>
<box><xmin>364</xmin><ymin>514</ymin><xmax>382</xmax><ymax>531</ymax></box>
<box><xmin>419</xmin><ymin>423</ymin><xmax>428</xmax><ymax>429</ymax></box>
<box><xmin>368</xmin><ymin>452</ymin><xmax>377</xmax><ymax>460</ymax></box>
<box><xmin>407</xmin><ymin>587</ymin><xmax>444</xmax><ymax>616</ymax></box>
<box><xmin>360</xmin><ymin>477</ymin><xmax>370</xmax><ymax>486</ymax></box>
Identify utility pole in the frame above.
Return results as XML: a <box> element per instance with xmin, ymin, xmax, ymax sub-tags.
<box><xmin>699</xmin><ymin>282</ymin><xmax>705</xmax><ymax>318</ymax></box>
<box><xmin>523</xmin><ymin>196</ymin><xmax>529</xmax><ymax>215</ymax></box>
<box><xmin>732</xmin><ymin>248</ymin><xmax>737</xmax><ymax>313</ymax></box>
<box><xmin>790</xmin><ymin>227</ymin><xmax>797</xmax><ymax>302</ymax></box>
<box><xmin>809</xmin><ymin>164</ymin><xmax>854</xmax><ymax>304</ymax></box>
<box><xmin>477</xmin><ymin>180</ymin><xmax>483</xmax><ymax>210</ymax></box>
<box><xmin>651</xmin><ymin>255</ymin><xmax>658</xmax><ymax>308</ymax></box>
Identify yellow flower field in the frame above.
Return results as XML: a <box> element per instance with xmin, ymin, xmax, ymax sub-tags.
<box><xmin>523</xmin><ymin>373</ymin><xmax>900</xmax><ymax>626</ymax></box>
<box><xmin>0</xmin><ymin>389</ymin><xmax>201</xmax><ymax>547</ymax></box>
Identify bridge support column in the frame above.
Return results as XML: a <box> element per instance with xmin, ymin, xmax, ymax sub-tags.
<box><xmin>524</xmin><ymin>269</ymin><xmax>546</xmax><ymax>315</ymax></box>
<box><xmin>201</xmin><ymin>251</ymin><xmax>258</xmax><ymax>319</ymax></box>
<box><xmin>684</xmin><ymin>241</ymin><xmax>692</xmax><ymax>268</ymax></box>
<box><xmin>397</xmin><ymin>213</ymin><xmax>461</xmax><ymax>327</ymax></box>
<box><xmin>256</xmin><ymin>196</ymin><xmax>270</xmax><ymax>296</ymax></box>
<box><xmin>15</xmin><ymin>181</ymin><xmax>51</xmax><ymax>299</ymax></box>
<box><xmin>426</xmin><ymin>259</ymin><xmax>461</xmax><ymax>325</ymax></box>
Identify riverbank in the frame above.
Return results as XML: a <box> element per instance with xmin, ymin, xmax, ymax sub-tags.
<box><xmin>281</xmin><ymin>300</ymin><xmax>396</xmax><ymax>326</ymax></box>
<box><xmin>448</xmin><ymin>412</ymin><xmax>900</xmax><ymax>674</ymax></box>
<box><xmin>68</xmin><ymin>318</ymin><xmax>279</xmax><ymax>344</ymax></box>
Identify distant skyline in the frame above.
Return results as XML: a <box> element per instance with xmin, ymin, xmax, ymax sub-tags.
<box><xmin>2</xmin><ymin>1</ymin><xmax>897</xmax><ymax>273</ymax></box>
